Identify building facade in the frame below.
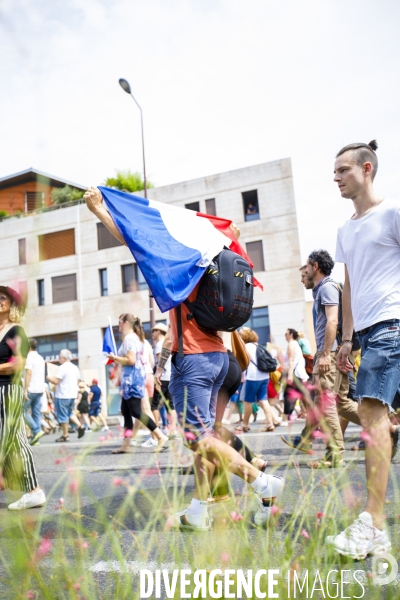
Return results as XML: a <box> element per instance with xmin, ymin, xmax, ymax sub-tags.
<box><xmin>0</xmin><ymin>159</ymin><xmax>308</xmax><ymax>414</ymax></box>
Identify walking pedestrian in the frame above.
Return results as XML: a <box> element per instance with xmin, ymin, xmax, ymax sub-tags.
<box><xmin>326</xmin><ymin>139</ymin><xmax>400</xmax><ymax>558</ymax></box>
<box><xmin>109</xmin><ymin>314</ymin><xmax>168</xmax><ymax>453</ymax></box>
<box><xmin>24</xmin><ymin>338</ymin><xmax>46</xmax><ymax>446</ymax></box>
<box><xmin>0</xmin><ymin>286</ymin><xmax>46</xmax><ymax>510</ymax></box>
<box><xmin>282</xmin><ymin>251</ymin><xmax>361</xmax><ymax>465</ymax></box>
<box><xmin>281</xmin><ymin>328</ymin><xmax>308</xmax><ymax>424</ymax></box>
<box><xmin>88</xmin><ymin>379</ymin><xmax>109</xmax><ymax>431</ymax></box>
<box><xmin>46</xmin><ymin>349</ymin><xmax>85</xmax><ymax>442</ymax></box>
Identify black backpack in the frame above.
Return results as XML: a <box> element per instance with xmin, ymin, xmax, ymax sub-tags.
<box><xmin>177</xmin><ymin>248</ymin><xmax>254</xmax><ymax>356</ymax></box>
<box><xmin>250</xmin><ymin>343</ymin><xmax>277</xmax><ymax>373</ymax></box>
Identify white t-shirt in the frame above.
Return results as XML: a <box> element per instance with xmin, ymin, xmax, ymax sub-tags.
<box><xmin>142</xmin><ymin>339</ymin><xmax>154</xmax><ymax>375</ymax></box>
<box><xmin>154</xmin><ymin>340</ymin><xmax>163</xmax><ymax>366</ymax></box>
<box><xmin>25</xmin><ymin>351</ymin><xmax>45</xmax><ymax>393</ymax></box>
<box><xmin>335</xmin><ymin>199</ymin><xmax>400</xmax><ymax>331</ymax></box>
<box><xmin>55</xmin><ymin>361</ymin><xmax>80</xmax><ymax>399</ymax></box>
<box><xmin>245</xmin><ymin>343</ymin><xmax>269</xmax><ymax>381</ymax></box>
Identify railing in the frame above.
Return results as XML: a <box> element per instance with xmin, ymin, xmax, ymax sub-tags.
<box><xmin>0</xmin><ymin>198</ymin><xmax>86</xmax><ymax>223</ymax></box>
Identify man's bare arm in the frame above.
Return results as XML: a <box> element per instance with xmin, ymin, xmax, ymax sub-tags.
<box><xmin>84</xmin><ymin>187</ymin><xmax>126</xmax><ymax>246</ymax></box>
<box><xmin>337</xmin><ymin>265</ymin><xmax>354</xmax><ymax>372</ymax></box>
<box><xmin>155</xmin><ymin>326</ymin><xmax>172</xmax><ymax>384</ymax></box>
<box><xmin>318</xmin><ymin>304</ymin><xmax>338</xmax><ymax>373</ymax></box>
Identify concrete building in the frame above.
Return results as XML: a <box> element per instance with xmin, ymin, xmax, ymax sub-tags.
<box><xmin>0</xmin><ymin>159</ymin><xmax>309</xmax><ymax>414</ymax></box>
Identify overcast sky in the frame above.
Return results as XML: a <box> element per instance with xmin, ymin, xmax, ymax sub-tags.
<box><xmin>1</xmin><ymin>0</ymin><xmax>399</xmax><ymax>283</ymax></box>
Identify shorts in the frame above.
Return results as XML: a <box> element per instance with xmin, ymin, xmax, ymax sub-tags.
<box><xmin>169</xmin><ymin>351</ymin><xmax>229</xmax><ymax>442</ymax></box>
<box><xmin>151</xmin><ymin>380</ymin><xmax>175</xmax><ymax>412</ymax></box>
<box><xmin>89</xmin><ymin>403</ymin><xmax>101</xmax><ymax>417</ymax></box>
<box><xmin>219</xmin><ymin>350</ymin><xmax>242</xmax><ymax>398</ymax></box>
<box><xmin>77</xmin><ymin>401</ymin><xmax>89</xmax><ymax>414</ymax></box>
<box><xmin>54</xmin><ymin>397</ymin><xmax>75</xmax><ymax>423</ymax></box>
<box><xmin>243</xmin><ymin>379</ymin><xmax>269</xmax><ymax>403</ymax></box>
<box><xmin>355</xmin><ymin>319</ymin><xmax>400</xmax><ymax>407</ymax></box>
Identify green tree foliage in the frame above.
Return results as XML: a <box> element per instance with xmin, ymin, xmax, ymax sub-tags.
<box><xmin>51</xmin><ymin>185</ymin><xmax>85</xmax><ymax>205</ymax></box>
<box><xmin>104</xmin><ymin>170</ymin><xmax>153</xmax><ymax>192</ymax></box>
<box><xmin>0</xmin><ymin>210</ymin><xmax>9</xmax><ymax>218</ymax></box>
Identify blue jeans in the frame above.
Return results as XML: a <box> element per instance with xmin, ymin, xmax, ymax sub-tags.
<box><xmin>356</xmin><ymin>319</ymin><xmax>400</xmax><ymax>407</ymax></box>
<box><xmin>24</xmin><ymin>392</ymin><xmax>43</xmax><ymax>436</ymax></box>
<box><xmin>169</xmin><ymin>351</ymin><xmax>229</xmax><ymax>442</ymax></box>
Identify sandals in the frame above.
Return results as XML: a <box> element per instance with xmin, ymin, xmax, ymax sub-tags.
<box><xmin>55</xmin><ymin>435</ymin><xmax>69</xmax><ymax>443</ymax></box>
<box><xmin>307</xmin><ymin>457</ymin><xmax>345</xmax><ymax>469</ymax></box>
<box><xmin>262</xmin><ymin>425</ymin><xmax>275</xmax><ymax>432</ymax></box>
<box><xmin>111</xmin><ymin>448</ymin><xmax>131</xmax><ymax>454</ymax></box>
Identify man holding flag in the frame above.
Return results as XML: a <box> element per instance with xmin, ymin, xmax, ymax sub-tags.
<box><xmin>84</xmin><ymin>186</ymin><xmax>284</xmax><ymax>530</ymax></box>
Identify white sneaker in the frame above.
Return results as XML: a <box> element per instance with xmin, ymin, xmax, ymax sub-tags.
<box><xmin>8</xmin><ymin>489</ymin><xmax>46</xmax><ymax>511</ymax></box>
<box><xmin>280</xmin><ymin>421</ymin><xmax>289</xmax><ymax>427</ymax></box>
<box><xmin>254</xmin><ymin>475</ymin><xmax>285</xmax><ymax>526</ymax></box>
<box><xmin>170</xmin><ymin>509</ymin><xmax>211</xmax><ymax>531</ymax></box>
<box><xmin>101</xmin><ymin>426</ymin><xmax>109</xmax><ymax>431</ymax></box>
<box><xmin>130</xmin><ymin>439</ymin><xmax>142</xmax><ymax>447</ymax></box>
<box><xmin>142</xmin><ymin>438</ymin><xmax>158</xmax><ymax>448</ymax></box>
<box><xmin>222</xmin><ymin>419</ymin><xmax>231</xmax><ymax>425</ymax></box>
<box><xmin>326</xmin><ymin>512</ymin><xmax>391</xmax><ymax>559</ymax></box>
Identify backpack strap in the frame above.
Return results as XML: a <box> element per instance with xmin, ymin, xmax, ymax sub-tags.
<box><xmin>176</xmin><ymin>304</ymin><xmax>184</xmax><ymax>358</ymax></box>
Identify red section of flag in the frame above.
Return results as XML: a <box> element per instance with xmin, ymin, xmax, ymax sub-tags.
<box><xmin>197</xmin><ymin>212</ymin><xmax>264</xmax><ymax>290</ymax></box>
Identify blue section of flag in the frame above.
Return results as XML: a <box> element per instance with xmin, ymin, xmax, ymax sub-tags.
<box><xmin>98</xmin><ymin>187</ymin><xmax>209</xmax><ymax>312</ymax></box>
<box><xmin>103</xmin><ymin>325</ymin><xmax>115</xmax><ymax>354</ymax></box>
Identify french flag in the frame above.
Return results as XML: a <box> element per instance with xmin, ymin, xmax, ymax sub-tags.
<box><xmin>99</xmin><ymin>187</ymin><xmax>262</xmax><ymax>313</ymax></box>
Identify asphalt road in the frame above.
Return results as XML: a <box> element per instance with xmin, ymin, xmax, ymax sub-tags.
<box><xmin>1</xmin><ymin>420</ymin><xmax>400</xmax><ymax>599</ymax></box>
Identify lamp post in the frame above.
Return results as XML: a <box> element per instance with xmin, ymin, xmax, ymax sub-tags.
<box><xmin>118</xmin><ymin>77</ymin><xmax>155</xmax><ymax>330</ymax></box>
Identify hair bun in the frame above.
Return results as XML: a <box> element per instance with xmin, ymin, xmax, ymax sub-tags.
<box><xmin>368</xmin><ymin>139</ymin><xmax>378</xmax><ymax>152</ymax></box>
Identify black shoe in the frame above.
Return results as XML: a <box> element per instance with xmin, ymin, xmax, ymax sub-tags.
<box><xmin>281</xmin><ymin>434</ymin><xmax>312</xmax><ymax>453</ymax></box>
<box><xmin>391</xmin><ymin>426</ymin><xmax>400</xmax><ymax>460</ymax></box>
<box><xmin>78</xmin><ymin>426</ymin><xmax>85</xmax><ymax>439</ymax></box>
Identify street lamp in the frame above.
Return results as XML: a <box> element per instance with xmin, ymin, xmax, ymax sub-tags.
<box><xmin>118</xmin><ymin>78</ymin><xmax>148</xmax><ymax>198</ymax></box>
<box><xmin>118</xmin><ymin>77</ymin><xmax>155</xmax><ymax>329</ymax></box>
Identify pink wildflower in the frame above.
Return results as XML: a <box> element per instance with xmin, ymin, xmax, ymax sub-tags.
<box><xmin>26</xmin><ymin>592</ymin><xmax>35</xmax><ymax>599</ymax></box>
<box><xmin>113</xmin><ymin>477</ymin><xmax>124</xmax><ymax>486</ymax></box>
<box><xmin>221</xmin><ymin>552</ymin><xmax>229</xmax><ymax>564</ymax></box>
<box><xmin>185</xmin><ymin>431</ymin><xmax>196</xmax><ymax>441</ymax></box>
<box><xmin>124</xmin><ymin>429</ymin><xmax>133</xmax><ymax>438</ymax></box>
<box><xmin>165</xmin><ymin>516</ymin><xmax>174</xmax><ymax>530</ymax></box>
<box><xmin>37</xmin><ymin>538</ymin><xmax>52</xmax><ymax>558</ymax></box>
<box><xmin>301</xmin><ymin>529</ymin><xmax>310</xmax><ymax>539</ymax></box>
<box><xmin>69</xmin><ymin>479</ymin><xmax>79</xmax><ymax>494</ymax></box>
<box><xmin>73</xmin><ymin>583</ymin><xmax>81</xmax><ymax>590</ymax></box>
<box><xmin>270</xmin><ymin>505</ymin><xmax>280</xmax><ymax>516</ymax></box>
<box><xmin>99</xmin><ymin>436</ymin><xmax>106</xmax><ymax>442</ymax></box>
<box><xmin>230</xmin><ymin>511</ymin><xmax>244</xmax><ymax>522</ymax></box>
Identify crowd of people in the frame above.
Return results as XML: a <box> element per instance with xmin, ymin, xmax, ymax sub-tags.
<box><xmin>1</xmin><ymin>139</ymin><xmax>400</xmax><ymax>561</ymax></box>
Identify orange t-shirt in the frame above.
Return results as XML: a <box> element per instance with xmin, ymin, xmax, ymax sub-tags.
<box><xmin>170</xmin><ymin>282</ymin><xmax>226</xmax><ymax>355</ymax></box>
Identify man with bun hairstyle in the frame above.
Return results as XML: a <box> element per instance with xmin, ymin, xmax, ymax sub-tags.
<box><xmin>326</xmin><ymin>140</ymin><xmax>400</xmax><ymax>559</ymax></box>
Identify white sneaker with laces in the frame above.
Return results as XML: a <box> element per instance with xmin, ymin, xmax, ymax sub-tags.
<box><xmin>326</xmin><ymin>512</ymin><xmax>391</xmax><ymax>559</ymax></box>
<box><xmin>254</xmin><ymin>474</ymin><xmax>285</xmax><ymax>526</ymax></box>
<box><xmin>101</xmin><ymin>426</ymin><xmax>109</xmax><ymax>431</ymax></box>
<box><xmin>8</xmin><ymin>489</ymin><xmax>46</xmax><ymax>511</ymax></box>
<box><xmin>170</xmin><ymin>509</ymin><xmax>211</xmax><ymax>531</ymax></box>
<box><xmin>142</xmin><ymin>438</ymin><xmax>158</xmax><ymax>448</ymax></box>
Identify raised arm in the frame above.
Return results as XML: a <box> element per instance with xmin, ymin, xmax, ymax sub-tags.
<box><xmin>84</xmin><ymin>187</ymin><xmax>126</xmax><ymax>246</ymax></box>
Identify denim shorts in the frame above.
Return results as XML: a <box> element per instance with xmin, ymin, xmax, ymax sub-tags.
<box><xmin>243</xmin><ymin>379</ymin><xmax>269</xmax><ymax>402</ymax></box>
<box><xmin>89</xmin><ymin>403</ymin><xmax>101</xmax><ymax>417</ymax></box>
<box><xmin>169</xmin><ymin>351</ymin><xmax>229</xmax><ymax>442</ymax></box>
<box><xmin>54</xmin><ymin>397</ymin><xmax>75</xmax><ymax>423</ymax></box>
<box><xmin>355</xmin><ymin>320</ymin><xmax>400</xmax><ymax>407</ymax></box>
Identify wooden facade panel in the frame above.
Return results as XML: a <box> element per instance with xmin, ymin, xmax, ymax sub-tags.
<box><xmin>38</xmin><ymin>229</ymin><xmax>75</xmax><ymax>261</ymax></box>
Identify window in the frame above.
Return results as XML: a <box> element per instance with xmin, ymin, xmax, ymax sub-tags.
<box><xmin>18</xmin><ymin>238</ymin><xmax>26</xmax><ymax>265</ymax></box>
<box><xmin>121</xmin><ymin>263</ymin><xmax>148</xmax><ymax>293</ymax></box>
<box><xmin>242</xmin><ymin>307</ymin><xmax>270</xmax><ymax>345</ymax></box>
<box><xmin>38</xmin><ymin>229</ymin><xmax>75</xmax><ymax>261</ymax></box>
<box><xmin>205</xmin><ymin>198</ymin><xmax>216</xmax><ymax>216</ymax></box>
<box><xmin>246</xmin><ymin>241</ymin><xmax>265</xmax><ymax>272</ymax></box>
<box><xmin>97</xmin><ymin>222</ymin><xmax>123</xmax><ymax>250</ymax></box>
<box><xmin>35</xmin><ymin>331</ymin><xmax>78</xmax><ymax>362</ymax></box>
<box><xmin>52</xmin><ymin>274</ymin><xmax>77</xmax><ymax>303</ymax></box>
<box><xmin>99</xmin><ymin>269</ymin><xmax>108</xmax><ymax>296</ymax></box>
<box><xmin>242</xmin><ymin>190</ymin><xmax>260</xmax><ymax>221</ymax></box>
<box><xmin>185</xmin><ymin>201</ymin><xmax>200</xmax><ymax>212</ymax></box>
<box><xmin>25</xmin><ymin>191</ymin><xmax>44</xmax><ymax>212</ymax></box>
<box><xmin>37</xmin><ymin>280</ymin><xmax>45</xmax><ymax>306</ymax></box>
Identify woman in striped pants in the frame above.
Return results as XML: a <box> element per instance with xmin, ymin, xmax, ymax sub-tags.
<box><xmin>0</xmin><ymin>286</ymin><xmax>46</xmax><ymax>510</ymax></box>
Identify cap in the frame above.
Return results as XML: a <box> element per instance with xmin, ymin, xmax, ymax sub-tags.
<box><xmin>92</xmin><ymin>378</ymin><xmax>98</xmax><ymax>385</ymax></box>
<box><xmin>0</xmin><ymin>286</ymin><xmax>24</xmax><ymax>307</ymax></box>
<box><xmin>151</xmin><ymin>323</ymin><xmax>168</xmax><ymax>334</ymax></box>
